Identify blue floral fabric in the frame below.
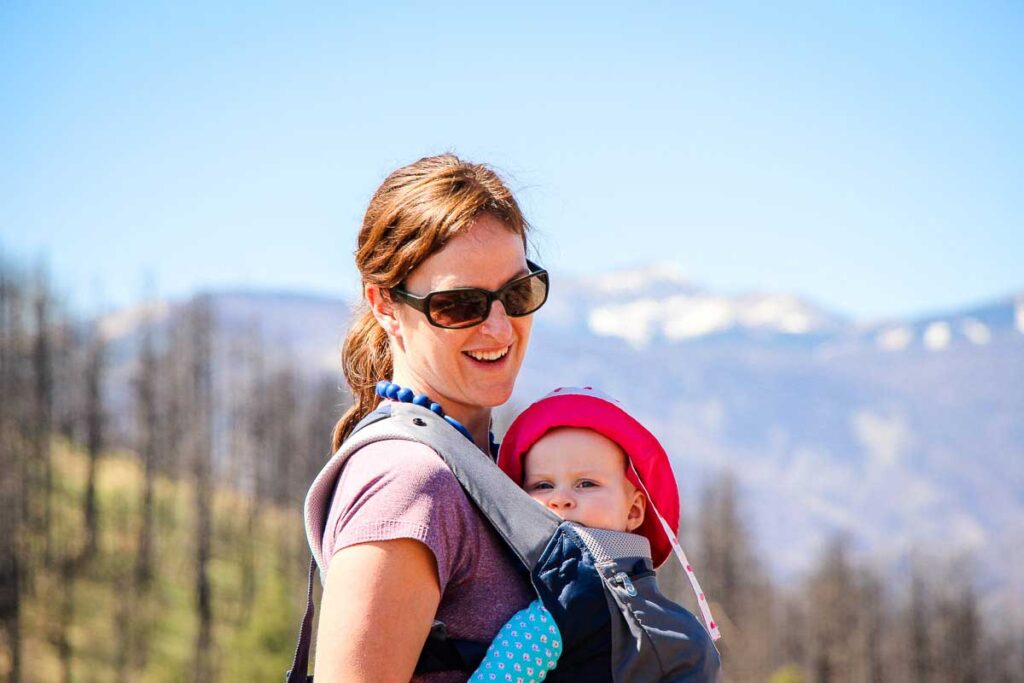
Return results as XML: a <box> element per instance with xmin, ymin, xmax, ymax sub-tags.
<box><xmin>470</xmin><ymin>600</ymin><xmax>562</xmax><ymax>683</ymax></box>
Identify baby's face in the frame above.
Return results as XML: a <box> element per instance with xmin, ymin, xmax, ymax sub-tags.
<box><xmin>522</xmin><ymin>427</ymin><xmax>645</xmax><ymax>532</ymax></box>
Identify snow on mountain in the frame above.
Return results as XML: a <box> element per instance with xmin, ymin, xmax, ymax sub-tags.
<box><xmin>588</xmin><ymin>291</ymin><xmax>843</xmax><ymax>348</ymax></box>
<box><xmin>541</xmin><ymin>263</ymin><xmax>844</xmax><ymax>349</ymax></box>
<box><xmin>830</xmin><ymin>291</ymin><xmax>1024</xmax><ymax>356</ymax></box>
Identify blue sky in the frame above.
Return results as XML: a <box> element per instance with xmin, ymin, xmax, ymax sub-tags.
<box><xmin>1</xmin><ymin>2</ymin><xmax>1021</xmax><ymax>320</ymax></box>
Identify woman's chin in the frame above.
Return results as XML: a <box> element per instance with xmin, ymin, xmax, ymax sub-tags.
<box><xmin>475</xmin><ymin>385</ymin><xmax>515</xmax><ymax>409</ymax></box>
<box><xmin>458</xmin><ymin>356</ymin><xmax>521</xmax><ymax>402</ymax></box>
<box><xmin>465</xmin><ymin>377</ymin><xmax>517</xmax><ymax>408</ymax></box>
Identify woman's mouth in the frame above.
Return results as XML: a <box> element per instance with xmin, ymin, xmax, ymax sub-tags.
<box><xmin>463</xmin><ymin>346</ymin><xmax>511</xmax><ymax>364</ymax></box>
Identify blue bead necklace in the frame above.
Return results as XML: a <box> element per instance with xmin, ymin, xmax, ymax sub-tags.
<box><xmin>375</xmin><ymin>380</ymin><xmax>499</xmax><ymax>457</ymax></box>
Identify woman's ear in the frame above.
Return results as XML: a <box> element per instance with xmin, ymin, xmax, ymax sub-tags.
<box><xmin>625</xmin><ymin>490</ymin><xmax>647</xmax><ymax>533</ymax></box>
<box><xmin>365</xmin><ymin>283</ymin><xmax>402</xmax><ymax>339</ymax></box>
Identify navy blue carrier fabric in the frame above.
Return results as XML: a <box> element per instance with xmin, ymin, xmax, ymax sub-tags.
<box><xmin>532</xmin><ymin>525</ymin><xmax>613</xmax><ymax>682</ymax></box>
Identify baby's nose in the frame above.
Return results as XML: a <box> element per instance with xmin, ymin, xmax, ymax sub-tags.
<box><xmin>547</xmin><ymin>490</ymin><xmax>576</xmax><ymax>510</ymax></box>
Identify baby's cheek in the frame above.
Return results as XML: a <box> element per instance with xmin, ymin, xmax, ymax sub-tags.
<box><xmin>527</xmin><ymin>491</ymin><xmax>547</xmax><ymax>505</ymax></box>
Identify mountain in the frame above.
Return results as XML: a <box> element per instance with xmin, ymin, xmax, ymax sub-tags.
<box><xmin>98</xmin><ymin>269</ymin><xmax>1024</xmax><ymax>607</ymax></box>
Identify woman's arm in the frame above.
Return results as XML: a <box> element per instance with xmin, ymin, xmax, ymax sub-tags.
<box><xmin>314</xmin><ymin>538</ymin><xmax>441</xmax><ymax>682</ymax></box>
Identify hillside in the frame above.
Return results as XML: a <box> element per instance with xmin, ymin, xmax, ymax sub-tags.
<box><xmin>13</xmin><ymin>440</ymin><xmax>308</xmax><ymax>683</ymax></box>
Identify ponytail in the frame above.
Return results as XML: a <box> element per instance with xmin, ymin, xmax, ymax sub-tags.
<box><xmin>331</xmin><ymin>306</ymin><xmax>392</xmax><ymax>451</ymax></box>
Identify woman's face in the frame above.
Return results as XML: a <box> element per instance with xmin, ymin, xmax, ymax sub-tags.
<box><xmin>383</xmin><ymin>213</ymin><xmax>534</xmax><ymax>418</ymax></box>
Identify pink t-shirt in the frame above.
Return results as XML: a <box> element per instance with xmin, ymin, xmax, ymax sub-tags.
<box><xmin>322</xmin><ymin>439</ymin><xmax>535</xmax><ymax>683</ymax></box>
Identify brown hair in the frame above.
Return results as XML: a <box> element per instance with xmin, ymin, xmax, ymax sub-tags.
<box><xmin>331</xmin><ymin>154</ymin><xmax>530</xmax><ymax>451</ymax></box>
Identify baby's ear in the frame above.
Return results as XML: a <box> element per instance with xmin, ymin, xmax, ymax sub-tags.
<box><xmin>626</xmin><ymin>490</ymin><xmax>646</xmax><ymax>532</ymax></box>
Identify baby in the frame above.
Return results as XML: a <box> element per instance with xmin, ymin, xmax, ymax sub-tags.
<box><xmin>470</xmin><ymin>387</ymin><xmax>718</xmax><ymax>683</ymax></box>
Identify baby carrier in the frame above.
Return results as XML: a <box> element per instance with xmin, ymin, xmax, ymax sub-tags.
<box><xmin>287</xmin><ymin>401</ymin><xmax>721</xmax><ymax>682</ymax></box>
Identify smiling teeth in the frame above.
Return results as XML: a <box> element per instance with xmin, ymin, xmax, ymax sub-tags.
<box><xmin>466</xmin><ymin>347</ymin><xmax>509</xmax><ymax>361</ymax></box>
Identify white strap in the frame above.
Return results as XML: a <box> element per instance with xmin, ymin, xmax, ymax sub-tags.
<box><xmin>630</xmin><ymin>463</ymin><xmax>722</xmax><ymax>642</ymax></box>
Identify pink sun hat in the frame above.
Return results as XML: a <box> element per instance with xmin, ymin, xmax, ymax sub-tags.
<box><xmin>498</xmin><ymin>386</ymin><xmax>681</xmax><ymax>568</ymax></box>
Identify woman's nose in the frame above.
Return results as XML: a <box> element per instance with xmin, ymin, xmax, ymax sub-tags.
<box><xmin>480</xmin><ymin>300</ymin><xmax>513</xmax><ymax>339</ymax></box>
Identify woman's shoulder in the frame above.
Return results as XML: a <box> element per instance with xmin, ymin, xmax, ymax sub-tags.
<box><xmin>323</xmin><ymin>437</ymin><xmax>482</xmax><ymax>587</ymax></box>
<box><xmin>326</xmin><ymin>437</ymin><xmax>474</xmax><ymax>538</ymax></box>
<box><xmin>341</xmin><ymin>438</ymin><xmax>460</xmax><ymax>490</ymax></box>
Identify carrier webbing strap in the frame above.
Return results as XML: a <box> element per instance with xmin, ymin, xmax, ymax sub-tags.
<box><xmin>284</xmin><ymin>557</ymin><xmax>316</xmax><ymax>683</ymax></box>
<box><xmin>417</xmin><ymin>621</ymin><xmax>490</xmax><ymax>673</ymax></box>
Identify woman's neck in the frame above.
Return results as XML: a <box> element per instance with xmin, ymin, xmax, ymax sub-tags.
<box><xmin>448</xmin><ymin>406</ymin><xmax>492</xmax><ymax>452</ymax></box>
<box><xmin>389</xmin><ymin>371</ymin><xmax>492</xmax><ymax>452</ymax></box>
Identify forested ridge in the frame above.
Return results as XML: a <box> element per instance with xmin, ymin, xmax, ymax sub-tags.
<box><xmin>1</xmin><ymin>259</ymin><xmax>1021</xmax><ymax>682</ymax></box>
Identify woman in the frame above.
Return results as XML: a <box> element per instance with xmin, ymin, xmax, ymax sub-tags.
<box><xmin>312</xmin><ymin>154</ymin><xmax>548</xmax><ymax>682</ymax></box>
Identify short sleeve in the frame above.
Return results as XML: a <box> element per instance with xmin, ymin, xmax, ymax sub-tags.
<box><xmin>322</xmin><ymin>439</ymin><xmax>478</xmax><ymax>591</ymax></box>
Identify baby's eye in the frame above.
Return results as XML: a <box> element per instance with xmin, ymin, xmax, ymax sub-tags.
<box><xmin>576</xmin><ymin>480</ymin><xmax>599</xmax><ymax>489</ymax></box>
<box><xmin>529</xmin><ymin>481</ymin><xmax>554</xmax><ymax>491</ymax></box>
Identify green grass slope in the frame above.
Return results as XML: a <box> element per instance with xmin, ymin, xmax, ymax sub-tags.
<box><xmin>13</xmin><ymin>441</ymin><xmax>310</xmax><ymax>682</ymax></box>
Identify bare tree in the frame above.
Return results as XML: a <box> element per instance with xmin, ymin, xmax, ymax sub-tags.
<box><xmin>692</xmin><ymin>470</ymin><xmax>779</xmax><ymax>680</ymax></box>
<box><xmin>858</xmin><ymin>571</ymin><xmax>886</xmax><ymax>683</ymax></box>
<box><xmin>80</xmin><ymin>329</ymin><xmax>106</xmax><ymax>562</ymax></box>
<box><xmin>184</xmin><ymin>297</ymin><xmax>215</xmax><ymax>683</ymax></box>
<box><xmin>54</xmin><ymin>559</ymin><xmax>74</xmax><ymax>683</ymax></box>
<box><xmin>134</xmin><ymin>308</ymin><xmax>159</xmax><ymax>590</ymax></box>
<box><xmin>30</xmin><ymin>267</ymin><xmax>55</xmax><ymax>568</ymax></box>
<box><xmin>238</xmin><ymin>331</ymin><xmax>268</xmax><ymax>618</ymax></box>
<box><xmin>907</xmin><ymin>559</ymin><xmax>933</xmax><ymax>683</ymax></box>
<box><xmin>806</xmin><ymin>535</ymin><xmax>859</xmax><ymax>683</ymax></box>
<box><xmin>0</xmin><ymin>265</ymin><xmax>26</xmax><ymax>683</ymax></box>
<box><xmin>932</xmin><ymin>565</ymin><xmax>981</xmax><ymax>683</ymax></box>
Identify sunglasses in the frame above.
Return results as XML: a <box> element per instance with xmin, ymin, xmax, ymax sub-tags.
<box><xmin>390</xmin><ymin>260</ymin><xmax>550</xmax><ymax>329</ymax></box>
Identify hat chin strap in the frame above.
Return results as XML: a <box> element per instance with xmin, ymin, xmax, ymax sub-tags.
<box><xmin>629</xmin><ymin>463</ymin><xmax>722</xmax><ymax>642</ymax></box>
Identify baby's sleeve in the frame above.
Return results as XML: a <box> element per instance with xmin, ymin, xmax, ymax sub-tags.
<box><xmin>470</xmin><ymin>600</ymin><xmax>562</xmax><ymax>683</ymax></box>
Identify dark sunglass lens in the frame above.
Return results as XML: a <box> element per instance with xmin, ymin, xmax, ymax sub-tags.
<box><xmin>502</xmin><ymin>273</ymin><xmax>548</xmax><ymax>316</ymax></box>
<box><xmin>428</xmin><ymin>290</ymin><xmax>490</xmax><ymax>327</ymax></box>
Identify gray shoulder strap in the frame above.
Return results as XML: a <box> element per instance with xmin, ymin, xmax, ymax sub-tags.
<box><xmin>303</xmin><ymin>402</ymin><xmax>560</xmax><ymax>580</ymax></box>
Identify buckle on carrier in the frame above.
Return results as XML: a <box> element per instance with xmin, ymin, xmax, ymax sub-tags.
<box><xmin>612</xmin><ymin>571</ymin><xmax>638</xmax><ymax>597</ymax></box>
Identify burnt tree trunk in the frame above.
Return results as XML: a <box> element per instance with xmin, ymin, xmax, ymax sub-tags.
<box><xmin>0</xmin><ymin>269</ymin><xmax>25</xmax><ymax>683</ymax></box>
<box><xmin>908</xmin><ymin>564</ymin><xmax>932</xmax><ymax>683</ymax></box>
<box><xmin>30</xmin><ymin>273</ymin><xmax>55</xmax><ymax>569</ymax></box>
<box><xmin>134</xmin><ymin>316</ymin><xmax>159</xmax><ymax>590</ymax></box>
<box><xmin>81</xmin><ymin>332</ymin><xmax>105</xmax><ymax>563</ymax></box>
<box><xmin>186</xmin><ymin>298</ymin><xmax>215</xmax><ymax>683</ymax></box>
<box><xmin>54</xmin><ymin>559</ymin><xmax>75</xmax><ymax>683</ymax></box>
